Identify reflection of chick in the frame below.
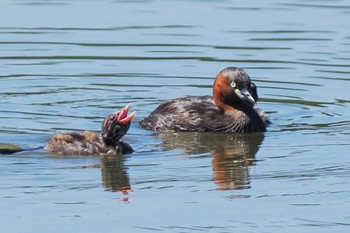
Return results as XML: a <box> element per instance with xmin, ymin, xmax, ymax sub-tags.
<box><xmin>45</xmin><ymin>104</ymin><xmax>136</xmax><ymax>155</ymax></box>
<box><xmin>157</xmin><ymin>132</ymin><xmax>264</xmax><ymax>190</ymax></box>
<box><xmin>100</xmin><ymin>154</ymin><xmax>131</xmax><ymax>193</ymax></box>
<box><xmin>100</xmin><ymin>154</ymin><xmax>134</xmax><ymax>203</ymax></box>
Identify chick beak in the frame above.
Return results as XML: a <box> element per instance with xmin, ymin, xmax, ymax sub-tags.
<box><xmin>116</xmin><ymin>103</ymin><xmax>136</xmax><ymax>124</ymax></box>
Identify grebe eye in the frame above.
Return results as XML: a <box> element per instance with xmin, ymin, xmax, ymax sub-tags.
<box><xmin>230</xmin><ymin>81</ymin><xmax>237</xmax><ymax>88</ymax></box>
<box><xmin>109</xmin><ymin>115</ymin><xmax>117</xmax><ymax>122</ymax></box>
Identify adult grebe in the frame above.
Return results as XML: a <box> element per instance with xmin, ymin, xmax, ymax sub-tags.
<box><xmin>140</xmin><ymin>67</ymin><xmax>269</xmax><ymax>133</ymax></box>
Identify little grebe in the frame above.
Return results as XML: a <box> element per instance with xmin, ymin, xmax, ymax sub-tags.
<box><xmin>140</xmin><ymin>67</ymin><xmax>269</xmax><ymax>133</ymax></box>
<box><xmin>45</xmin><ymin>104</ymin><xmax>136</xmax><ymax>155</ymax></box>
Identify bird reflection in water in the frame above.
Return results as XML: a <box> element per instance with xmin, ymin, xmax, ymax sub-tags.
<box><xmin>100</xmin><ymin>154</ymin><xmax>134</xmax><ymax>203</ymax></box>
<box><xmin>157</xmin><ymin>132</ymin><xmax>264</xmax><ymax>190</ymax></box>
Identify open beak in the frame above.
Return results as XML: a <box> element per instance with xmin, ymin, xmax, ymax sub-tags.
<box><xmin>235</xmin><ymin>88</ymin><xmax>256</xmax><ymax>106</ymax></box>
<box><xmin>115</xmin><ymin>103</ymin><xmax>136</xmax><ymax>124</ymax></box>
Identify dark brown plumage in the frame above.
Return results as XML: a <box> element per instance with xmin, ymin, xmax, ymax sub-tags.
<box><xmin>45</xmin><ymin>104</ymin><xmax>136</xmax><ymax>155</ymax></box>
<box><xmin>140</xmin><ymin>67</ymin><xmax>269</xmax><ymax>133</ymax></box>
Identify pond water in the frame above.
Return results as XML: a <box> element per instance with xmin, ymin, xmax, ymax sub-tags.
<box><xmin>1</xmin><ymin>0</ymin><xmax>350</xmax><ymax>232</ymax></box>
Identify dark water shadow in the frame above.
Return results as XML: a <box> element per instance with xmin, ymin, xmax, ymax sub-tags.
<box><xmin>0</xmin><ymin>143</ymin><xmax>24</xmax><ymax>154</ymax></box>
<box><xmin>156</xmin><ymin>132</ymin><xmax>265</xmax><ymax>190</ymax></box>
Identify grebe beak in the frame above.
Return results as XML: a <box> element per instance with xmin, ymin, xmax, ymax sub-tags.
<box><xmin>115</xmin><ymin>103</ymin><xmax>137</xmax><ymax>124</ymax></box>
<box><xmin>235</xmin><ymin>88</ymin><xmax>256</xmax><ymax>106</ymax></box>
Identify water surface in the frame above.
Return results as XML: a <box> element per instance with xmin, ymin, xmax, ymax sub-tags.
<box><xmin>1</xmin><ymin>0</ymin><xmax>350</xmax><ymax>232</ymax></box>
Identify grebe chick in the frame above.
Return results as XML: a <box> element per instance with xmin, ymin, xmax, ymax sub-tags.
<box><xmin>45</xmin><ymin>104</ymin><xmax>136</xmax><ymax>155</ymax></box>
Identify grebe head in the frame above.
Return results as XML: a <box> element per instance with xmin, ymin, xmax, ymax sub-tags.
<box><xmin>213</xmin><ymin>67</ymin><xmax>258</xmax><ymax>111</ymax></box>
<box><xmin>101</xmin><ymin>104</ymin><xmax>136</xmax><ymax>145</ymax></box>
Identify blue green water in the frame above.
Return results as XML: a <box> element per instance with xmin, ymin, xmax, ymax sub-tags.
<box><xmin>1</xmin><ymin>0</ymin><xmax>350</xmax><ymax>232</ymax></box>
